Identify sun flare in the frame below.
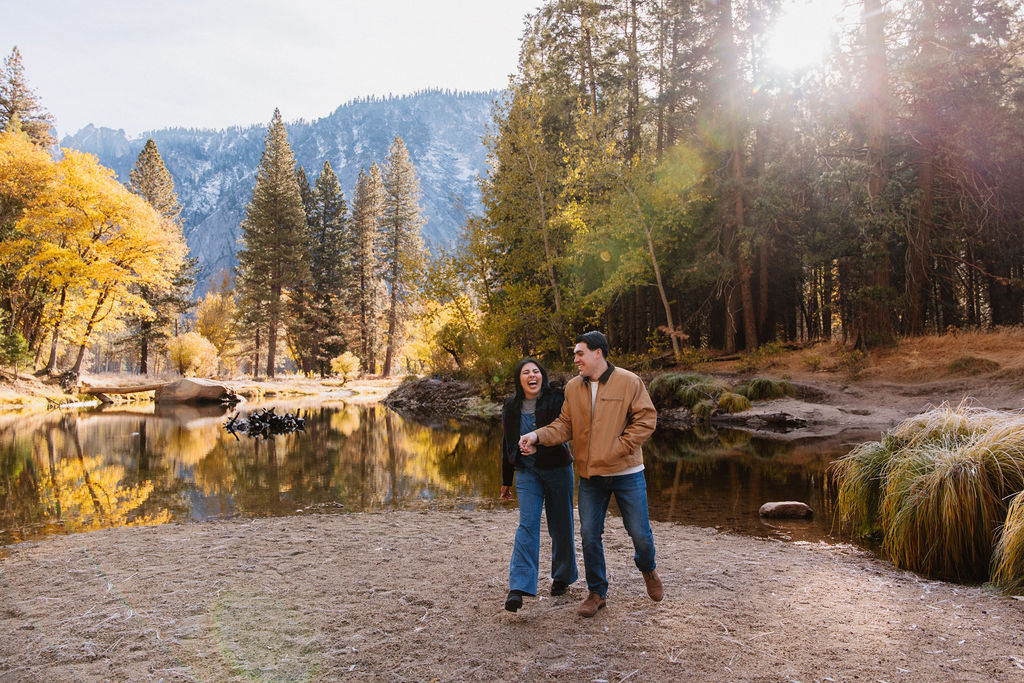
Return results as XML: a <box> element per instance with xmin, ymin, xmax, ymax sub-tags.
<box><xmin>765</xmin><ymin>0</ymin><xmax>841</xmax><ymax>71</ymax></box>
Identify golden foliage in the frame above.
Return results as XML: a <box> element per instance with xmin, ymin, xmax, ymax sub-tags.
<box><xmin>0</xmin><ymin>132</ymin><xmax>187</xmax><ymax>355</ymax></box>
<box><xmin>39</xmin><ymin>454</ymin><xmax>170</xmax><ymax>533</ymax></box>
<box><xmin>166</xmin><ymin>331</ymin><xmax>218</xmax><ymax>376</ymax></box>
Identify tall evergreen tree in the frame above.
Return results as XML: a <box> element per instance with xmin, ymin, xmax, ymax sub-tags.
<box><xmin>0</xmin><ymin>47</ymin><xmax>54</xmax><ymax>147</ymax></box>
<box><xmin>286</xmin><ymin>166</ymin><xmax>316</xmax><ymax>373</ymax></box>
<box><xmin>125</xmin><ymin>138</ymin><xmax>192</xmax><ymax>373</ymax></box>
<box><xmin>350</xmin><ymin>164</ymin><xmax>386</xmax><ymax>374</ymax></box>
<box><xmin>235</xmin><ymin>109</ymin><xmax>308</xmax><ymax>378</ymax></box>
<box><xmin>292</xmin><ymin>160</ymin><xmax>351</xmax><ymax>376</ymax></box>
<box><xmin>380</xmin><ymin>137</ymin><xmax>425</xmax><ymax>377</ymax></box>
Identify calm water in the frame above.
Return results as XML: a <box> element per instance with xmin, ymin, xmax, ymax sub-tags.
<box><xmin>0</xmin><ymin>399</ymin><xmax>874</xmax><ymax>546</ymax></box>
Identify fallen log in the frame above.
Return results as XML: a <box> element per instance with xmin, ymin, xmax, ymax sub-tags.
<box><xmin>79</xmin><ymin>382</ymin><xmax>171</xmax><ymax>395</ymax></box>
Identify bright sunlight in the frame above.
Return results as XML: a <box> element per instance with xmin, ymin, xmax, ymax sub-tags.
<box><xmin>765</xmin><ymin>0</ymin><xmax>842</xmax><ymax>71</ymax></box>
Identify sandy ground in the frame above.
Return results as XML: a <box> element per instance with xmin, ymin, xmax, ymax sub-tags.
<box><xmin>2</xmin><ymin>509</ymin><xmax>1023</xmax><ymax>682</ymax></box>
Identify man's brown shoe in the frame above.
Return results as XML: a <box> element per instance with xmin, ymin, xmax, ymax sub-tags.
<box><xmin>643</xmin><ymin>570</ymin><xmax>664</xmax><ymax>602</ymax></box>
<box><xmin>577</xmin><ymin>592</ymin><xmax>606</xmax><ymax>617</ymax></box>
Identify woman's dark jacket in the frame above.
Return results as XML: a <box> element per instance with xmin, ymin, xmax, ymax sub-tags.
<box><xmin>501</xmin><ymin>389</ymin><xmax>573</xmax><ymax>486</ymax></box>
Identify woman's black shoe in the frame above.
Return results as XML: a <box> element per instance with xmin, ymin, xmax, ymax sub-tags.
<box><xmin>504</xmin><ymin>590</ymin><xmax>524</xmax><ymax>612</ymax></box>
<box><xmin>550</xmin><ymin>580</ymin><xmax>568</xmax><ymax>596</ymax></box>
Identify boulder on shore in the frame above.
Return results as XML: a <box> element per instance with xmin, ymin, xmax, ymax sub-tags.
<box><xmin>154</xmin><ymin>378</ymin><xmax>239</xmax><ymax>404</ymax></box>
<box><xmin>758</xmin><ymin>501</ymin><xmax>813</xmax><ymax>519</ymax></box>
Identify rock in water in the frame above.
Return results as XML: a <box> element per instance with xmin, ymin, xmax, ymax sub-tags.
<box><xmin>758</xmin><ymin>501</ymin><xmax>813</xmax><ymax>518</ymax></box>
<box><xmin>154</xmin><ymin>378</ymin><xmax>239</xmax><ymax>404</ymax></box>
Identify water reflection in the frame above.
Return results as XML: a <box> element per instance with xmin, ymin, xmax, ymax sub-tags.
<box><xmin>0</xmin><ymin>401</ymin><xmax>864</xmax><ymax>546</ymax></box>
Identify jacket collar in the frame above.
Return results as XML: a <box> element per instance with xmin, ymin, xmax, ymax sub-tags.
<box><xmin>583</xmin><ymin>362</ymin><xmax>615</xmax><ymax>385</ymax></box>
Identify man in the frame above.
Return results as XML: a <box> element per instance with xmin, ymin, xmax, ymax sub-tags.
<box><xmin>519</xmin><ymin>331</ymin><xmax>662</xmax><ymax>617</ymax></box>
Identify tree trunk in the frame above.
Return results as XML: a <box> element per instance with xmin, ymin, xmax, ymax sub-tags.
<box><xmin>71</xmin><ymin>287</ymin><xmax>112</xmax><ymax>375</ymax></box>
<box><xmin>266</xmin><ymin>285</ymin><xmax>280</xmax><ymax>378</ymax></box>
<box><xmin>45</xmin><ymin>286</ymin><xmax>68</xmax><ymax>373</ymax></box>
<box><xmin>139</xmin><ymin>320</ymin><xmax>150</xmax><ymax>374</ymax></box>
<box><xmin>382</xmin><ymin>290</ymin><xmax>398</xmax><ymax>377</ymax></box>
<box><xmin>859</xmin><ymin>0</ymin><xmax>894</xmax><ymax>347</ymax></box>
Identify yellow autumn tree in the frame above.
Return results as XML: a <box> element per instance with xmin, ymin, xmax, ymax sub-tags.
<box><xmin>0</xmin><ymin>138</ymin><xmax>187</xmax><ymax>375</ymax></box>
<box><xmin>195</xmin><ymin>290</ymin><xmax>237</xmax><ymax>372</ymax></box>
<box><xmin>0</xmin><ymin>131</ymin><xmax>58</xmax><ymax>340</ymax></box>
<box><xmin>166</xmin><ymin>331</ymin><xmax>218</xmax><ymax>376</ymax></box>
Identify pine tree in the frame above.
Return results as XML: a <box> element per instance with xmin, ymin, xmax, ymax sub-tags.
<box><xmin>307</xmin><ymin>160</ymin><xmax>351</xmax><ymax>376</ymax></box>
<box><xmin>286</xmin><ymin>166</ymin><xmax>316</xmax><ymax>374</ymax></box>
<box><xmin>129</xmin><ymin>139</ymin><xmax>182</xmax><ymax>223</ymax></box>
<box><xmin>0</xmin><ymin>47</ymin><xmax>55</xmax><ymax>147</ymax></box>
<box><xmin>235</xmin><ymin>109</ymin><xmax>308</xmax><ymax>378</ymax></box>
<box><xmin>288</xmin><ymin>161</ymin><xmax>351</xmax><ymax>376</ymax></box>
<box><xmin>350</xmin><ymin>164</ymin><xmax>386</xmax><ymax>374</ymax></box>
<box><xmin>125</xmin><ymin>139</ymin><xmax>191</xmax><ymax>373</ymax></box>
<box><xmin>380</xmin><ymin>137</ymin><xmax>425</xmax><ymax>377</ymax></box>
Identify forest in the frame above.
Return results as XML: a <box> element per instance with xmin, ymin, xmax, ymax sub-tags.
<box><xmin>3</xmin><ymin>0</ymin><xmax>1024</xmax><ymax>386</ymax></box>
<box><xmin>428</xmin><ymin>0</ymin><xmax>1024</xmax><ymax>380</ymax></box>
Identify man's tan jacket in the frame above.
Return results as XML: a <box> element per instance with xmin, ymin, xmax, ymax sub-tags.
<box><xmin>534</xmin><ymin>363</ymin><xmax>657</xmax><ymax>478</ymax></box>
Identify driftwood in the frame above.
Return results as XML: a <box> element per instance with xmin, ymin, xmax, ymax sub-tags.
<box><xmin>224</xmin><ymin>408</ymin><xmax>305</xmax><ymax>439</ymax></box>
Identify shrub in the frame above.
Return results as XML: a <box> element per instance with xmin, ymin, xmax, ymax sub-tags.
<box><xmin>831</xmin><ymin>403</ymin><xmax>1024</xmax><ymax>585</ymax></box>
<box><xmin>165</xmin><ymin>332</ymin><xmax>218</xmax><ymax>377</ymax></box>
<box><xmin>330</xmin><ymin>352</ymin><xmax>361</xmax><ymax>386</ymax></box>
<box><xmin>736</xmin><ymin>341</ymin><xmax>785</xmax><ymax>373</ymax></box>
<box><xmin>0</xmin><ymin>331</ymin><xmax>31</xmax><ymax>375</ymax></box>
<box><xmin>836</xmin><ymin>348</ymin><xmax>868</xmax><ymax>379</ymax></box>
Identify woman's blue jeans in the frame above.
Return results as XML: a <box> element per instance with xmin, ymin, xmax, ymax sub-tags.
<box><xmin>577</xmin><ymin>471</ymin><xmax>657</xmax><ymax>598</ymax></box>
<box><xmin>509</xmin><ymin>463</ymin><xmax>578</xmax><ymax>594</ymax></box>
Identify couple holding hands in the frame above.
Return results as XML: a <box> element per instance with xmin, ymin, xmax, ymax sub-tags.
<box><xmin>499</xmin><ymin>331</ymin><xmax>663</xmax><ymax>617</ymax></box>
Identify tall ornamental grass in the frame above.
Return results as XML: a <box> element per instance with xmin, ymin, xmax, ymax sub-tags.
<box><xmin>831</xmin><ymin>402</ymin><xmax>1024</xmax><ymax>587</ymax></box>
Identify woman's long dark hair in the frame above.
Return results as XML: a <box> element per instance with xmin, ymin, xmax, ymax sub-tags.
<box><xmin>512</xmin><ymin>358</ymin><xmax>550</xmax><ymax>405</ymax></box>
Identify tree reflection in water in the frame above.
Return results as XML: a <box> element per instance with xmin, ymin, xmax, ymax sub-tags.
<box><xmin>0</xmin><ymin>403</ymin><xmax>505</xmax><ymax>544</ymax></box>
<box><xmin>0</xmin><ymin>402</ymin><xmax>856</xmax><ymax>546</ymax></box>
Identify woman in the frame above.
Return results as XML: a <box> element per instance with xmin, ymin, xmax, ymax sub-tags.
<box><xmin>500</xmin><ymin>358</ymin><xmax>578</xmax><ymax>612</ymax></box>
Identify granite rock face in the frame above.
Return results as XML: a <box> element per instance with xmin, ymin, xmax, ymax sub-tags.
<box><xmin>62</xmin><ymin>90</ymin><xmax>497</xmax><ymax>296</ymax></box>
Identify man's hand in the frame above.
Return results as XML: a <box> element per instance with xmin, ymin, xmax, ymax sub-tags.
<box><xmin>518</xmin><ymin>432</ymin><xmax>538</xmax><ymax>455</ymax></box>
<box><xmin>500</xmin><ymin>485</ymin><xmax>513</xmax><ymax>501</ymax></box>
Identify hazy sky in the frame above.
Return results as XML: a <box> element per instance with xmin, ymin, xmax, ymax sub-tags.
<box><xmin>2</xmin><ymin>0</ymin><xmax>542</xmax><ymax>138</ymax></box>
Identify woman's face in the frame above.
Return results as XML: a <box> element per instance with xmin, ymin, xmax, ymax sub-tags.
<box><xmin>519</xmin><ymin>362</ymin><xmax>543</xmax><ymax>400</ymax></box>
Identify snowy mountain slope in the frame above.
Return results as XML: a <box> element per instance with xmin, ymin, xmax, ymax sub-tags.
<box><xmin>61</xmin><ymin>89</ymin><xmax>499</xmax><ymax>293</ymax></box>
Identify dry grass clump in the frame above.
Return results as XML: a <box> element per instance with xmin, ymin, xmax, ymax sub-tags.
<box><xmin>648</xmin><ymin>373</ymin><xmax>748</xmax><ymax>416</ymax></box>
<box><xmin>992</xmin><ymin>492</ymin><xmax>1024</xmax><ymax>593</ymax></box>
<box><xmin>735</xmin><ymin>377</ymin><xmax>795</xmax><ymax>401</ymax></box>
<box><xmin>831</xmin><ymin>402</ymin><xmax>1024</xmax><ymax>586</ymax></box>
<box><xmin>947</xmin><ymin>355</ymin><xmax>1000</xmax><ymax>376</ymax></box>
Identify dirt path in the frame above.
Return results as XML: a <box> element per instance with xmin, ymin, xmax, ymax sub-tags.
<box><xmin>2</xmin><ymin>509</ymin><xmax>1022</xmax><ymax>681</ymax></box>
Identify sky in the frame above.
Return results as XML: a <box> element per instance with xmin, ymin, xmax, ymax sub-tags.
<box><xmin>2</xmin><ymin>0</ymin><xmax>543</xmax><ymax>138</ymax></box>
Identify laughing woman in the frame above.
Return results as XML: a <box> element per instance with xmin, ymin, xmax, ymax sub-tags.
<box><xmin>500</xmin><ymin>358</ymin><xmax>578</xmax><ymax>612</ymax></box>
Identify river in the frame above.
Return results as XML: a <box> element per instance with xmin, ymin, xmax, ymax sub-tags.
<box><xmin>0</xmin><ymin>397</ymin><xmax>870</xmax><ymax>546</ymax></box>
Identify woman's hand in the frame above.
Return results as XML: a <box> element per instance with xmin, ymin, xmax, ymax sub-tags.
<box><xmin>500</xmin><ymin>485</ymin><xmax>513</xmax><ymax>501</ymax></box>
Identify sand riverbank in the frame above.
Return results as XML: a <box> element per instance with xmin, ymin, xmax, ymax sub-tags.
<box><xmin>2</xmin><ymin>509</ymin><xmax>1022</xmax><ymax>681</ymax></box>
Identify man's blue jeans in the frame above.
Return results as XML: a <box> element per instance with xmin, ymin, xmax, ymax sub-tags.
<box><xmin>509</xmin><ymin>463</ymin><xmax>578</xmax><ymax>595</ymax></box>
<box><xmin>578</xmin><ymin>471</ymin><xmax>657</xmax><ymax>598</ymax></box>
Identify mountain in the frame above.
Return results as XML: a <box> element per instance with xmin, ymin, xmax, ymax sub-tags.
<box><xmin>61</xmin><ymin>89</ymin><xmax>499</xmax><ymax>294</ymax></box>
